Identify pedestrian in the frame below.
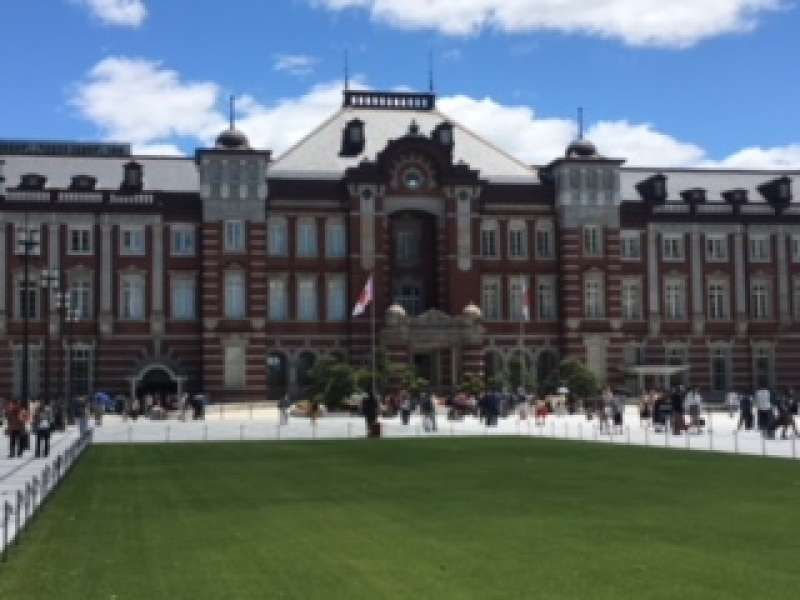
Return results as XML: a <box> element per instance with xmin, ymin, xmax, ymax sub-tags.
<box><xmin>4</xmin><ymin>399</ymin><xmax>24</xmax><ymax>458</ymax></box>
<box><xmin>777</xmin><ymin>390</ymin><xmax>799</xmax><ymax>439</ymax></box>
<box><xmin>738</xmin><ymin>389</ymin><xmax>754</xmax><ymax>430</ymax></box>
<box><xmin>755</xmin><ymin>385</ymin><xmax>772</xmax><ymax>434</ymax></box>
<box><xmin>670</xmin><ymin>386</ymin><xmax>685</xmax><ymax>435</ymax></box>
<box><xmin>399</xmin><ymin>389</ymin><xmax>411</xmax><ymax>426</ymax></box>
<box><xmin>363</xmin><ymin>391</ymin><xmax>378</xmax><ymax>437</ymax></box>
<box><xmin>279</xmin><ymin>394</ymin><xmax>289</xmax><ymax>425</ymax></box>
<box><xmin>612</xmin><ymin>392</ymin><xmax>624</xmax><ymax>434</ymax></box>
<box><xmin>639</xmin><ymin>390</ymin><xmax>652</xmax><ymax>429</ymax></box>
<box><xmin>34</xmin><ymin>403</ymin><xmax>52</xmax><ymax>458</ymax></box>
<box><xmin>686</xmin><ymin>387</ymin><xmax>703</xmax><ymax>434</ymax></box>
<box><xmin>726</xmin><ymin>388</ymin><xmax>740</xmax><ymax>420</ymax></box>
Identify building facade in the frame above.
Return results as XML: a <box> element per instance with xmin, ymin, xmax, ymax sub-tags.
<box><xmin>0</xmin><ymin>90</ymin><xmax>798</xmax><ymax>403</ymax></box>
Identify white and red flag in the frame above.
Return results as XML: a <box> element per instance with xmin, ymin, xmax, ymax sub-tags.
<box><xmin>352</xmin><ymin>275</ymin><xmax>374</xmax><ymax>317</ymax></box>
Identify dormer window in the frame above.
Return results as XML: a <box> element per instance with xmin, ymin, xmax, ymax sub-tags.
<box><xmin>680</xmin><ymin>188</ymin><xmax>706</xmax><ymax>204</ymax></box>
<box><xmin>433</xmin><ymin>122</ymin><xmax>453</xmax><ymax>147</ymax></box>
<box><xmin>723</xmin><ymin>189</ymin><xmax>748</xmax><ymax>204</ymax></box>
<box><xmin>122</xmin><ymin>161</ymin><xmax>143</xmax><ymax>191</ymax></box>
<box><xmin>70</xmin><ymin>175</ymin><xmax>97</xmax><ymax>191</ymax></box>
<box><xmin>758</xmin><ymin>176</ymin><xmax>792</xmax><ymax>206</ymax></box>
<box><xmin>341</xmin><ymin>119</ymin><xmax>365</xmax><ymax>157</ymax></box>
<box><xmin>19</xmin><ymin>173</ymin><xmax>46</xmax><ymax>191</ymax></box>
<box><xmin>636</xmin><ymin>173</ymin><xmax>667</xmax><ymax>203</ymax></box>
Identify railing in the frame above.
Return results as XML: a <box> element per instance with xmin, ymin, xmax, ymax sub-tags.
<box><xmin>1</xmin><ymin>429</ymin><xmax>93</xmax><ymax>563</ymax></box>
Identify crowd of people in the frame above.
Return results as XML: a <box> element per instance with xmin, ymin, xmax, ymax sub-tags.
<box><xmin>2</xmin><ymin>397</ymin><xmax>91</xmax><ymax>459</ymax></box>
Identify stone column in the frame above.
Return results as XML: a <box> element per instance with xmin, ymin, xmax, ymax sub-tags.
<box><xmin>0</xmin><ymin>221</ymin><xmax>7</xmax><ymax>334</ymax></box>
<box><xmin>733</xmin><ymin>230</ymin><xmax>748</xmax><ymax>335</ymax></box>
<box><xmin>99</xmin><ymin>220</ymin><xmax>113</xmax><ymax>335</ymax></box>
<box><xmin>776</xmin><ymin>228</ymin><xmax>790</xmax><ymax>324</ymax></box>
<box><xmin>690</xmin><ymin>229</ymin><xmax>704</xmax><ymax>335</ymax></box>
<box><xmin>151</xmin><ymin>222</ymin><xmax>165</xmax><ymax>335</ymax></box>
<box><xmin>647</xmin><ymin>225</ymin><xmax>660</xmax><ymax>336</ymax></box>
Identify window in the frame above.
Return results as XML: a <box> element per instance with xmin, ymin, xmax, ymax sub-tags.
<box><xmin>621</xmin><ymin>231</ymin><xmax>641</xmax><ymax>260</ymax></box>
<box><xmin>662</xmin><ymin>234</ymin><xmax>684</xmax><ymax>261</ymax></box>
<box><xmin>793</xmin><ymin>277</ymin><xmax>800</xmax><ymax>321</ymax></box>
<box><xmin>296</xmin><ymin>218</ymin><xmax>318</xmax><ymax>258</ymax></box>
<box><xmin>171</xmin><ymin>225</ymin><xmax>196</xmax><ymax>256</ymax></box>
<box><xmin>753</xmin><ymin>346</ymin><xmax>773</xmax><ymax>389</ymax></box>
<box><xmin>70</xmin><ymin>346</ymin><xmax>93</xmax><ymax>396</ymax></box>
<box><xmin>325</xmin><ymin>218</ymin><xmax>346</xmax><ymax>259</ymax></box>
<box><xmin>481</xmin><ymin>221</ymin><xmax>498</xmax><ymax>257</ymax></box>
<box><xmin>224</xmin><ymin>220</ymin><xmax>245</xmax><ymax>253</ymax></box>
<box><xmin>69</xmin><ymin>228</ymin><xmax>92</xmax><ymax>254</ymax></box>
<box><xmin>297</xmin><ymin>276</ymin><xmax>318</xmax><ymax>321</ymax></box>
<box><xmin>267</xmin><ymin>217</ymin><xmax>288</xmax><ymax>257</ymax></box>
<box><xmin>791</xmin><ymin>235</ymin><xmax>800</xmax><ymax>263</ymax></box>
<box><xmin>70</xmin><ymin>278</ymin><xmax>92</xmax><ymax>320</ymax></box>
<box><xmin>482</xmin><ymin>277</ymin><xmax>501</xmax><ymax>321</ymax></box>
<box><xmin>509</xmin><ymin>276</ymin><xmax>529</xmax><ymax>321</ymax></box>
<box><xmin>171</xmin><ymin>277</ymin><xmax>196</xmax><ymax>320</ymax></box>
<box><xmin>751</xmin><ymin>280</ymin><xmax>771</xmax><ymax>320</ymax></box>
<box><xmin>749</xmin><ymin>235</ymin><xmax>770</xmax><ymax>262</ymax></box>
<box><xmin>535</xmin><ymin>223</ymin><xmax>554</xmax><ymax>259</ymax></box>
<box><xmin>16</xmin><ymin>278</ymin><xmax>38</xmax><ymax>320</ymax></box>
<box><xmin>326</xmin><ymin>276</ymin><xmax>346</xmax><ymax>321</ymax></box>
<box><xmin>120</xmin><ymin>227</ymin><xmax>145</xmax><ymax>255</ymax></box>
<box><xmin>707</xmin><ymin>280</ymin><xmax>729</xmax><ymax>321</ymax></box>
<box><xmin>537</xmin><ymin>277</ymin><xmax>556</xmax><ymax>321</ymax></box>
<box><xmin>268</xmin><ymin>277</ymin><xmax>288</xmax><ymax>321</ymax></box>
<box><xmin>12</xmin><ymin>345</ymin><xmax>41</xmax><ymax>400</ymax></box>
<box><xmin>120</xmin><ymin>274</ymin><xmax>145</xmax><ymax>320</ymax></box>
<box><xmin>15</xmin><ymin>226</ymin><xmax>41</xmax><ymax>256</ymax></box>
<box><xmin>621</xmin><ymin>279</ymin><xmax>642</xmax><ymax>320</ymax></box>
<box><xmin>395</xmin><ymin>229</ymin><xmax>420</xmax><ymax>264</ymax></box>
<box><xmin>583</xmin><ymin>226</ymin><xmax>603</xmax><ymax>257</ymax></box>
<box><xmin>705</xmin><ymin>235</ymin><xmax>728</xmax><ymax>262</ymax></box>
<box><xmin>395</xmin><ymin>282</ymin><xmax>423</xmax><ymax>316</ymax></box>
<box><xmin>508</xmin><ymin>221</ymin><xmax>528</xmax><ymax>258</ymax></box>
<box><xmin>711</xmin><ymin>347</ymin><xmax>730</xmax><ymax>393</ymax></box>
<box><xmin>224</xmin><ymin>345</ymin><xmax>246</xmax><ymax>389</ymax></box>
<box><xmin>664</xmin><ymin>278</ymin><xmax>686</xmax><ymax>320</ymax></box>
<box><xmin>584</xmin><ymin>274</ymin><xmax>604</xmax><ymax>319</ymax></box>
<box><xmin>224</xmin><ymin>271</ymin><xmax>246</xmax><ymax>319</ymax></box>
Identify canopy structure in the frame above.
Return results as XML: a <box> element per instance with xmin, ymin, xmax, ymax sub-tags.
<box><xmin>625</xmin><ymin>365</ymin><xmax>690</xmax><ymax>393</ymax></box>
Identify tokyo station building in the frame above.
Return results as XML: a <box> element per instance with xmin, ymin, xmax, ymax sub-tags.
<box><xmin>1</xmin><ymin>89</ymin><xmax>799</xmax><ymax>404</ymax></box>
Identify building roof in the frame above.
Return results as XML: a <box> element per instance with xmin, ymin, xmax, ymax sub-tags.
<box><xmin>270</xmin><ymin>99</ymin><xmax>538</xmax><ymax>184</ymax></box>
<box><xmin>0</xmin><ymin>154</ymin><xmax>199</xmax><ymax>192</ymax></box>
<box><xmin>620</xmin><ymin>167</ymin><xmax>800</xmax><ymax>203</ymax></box>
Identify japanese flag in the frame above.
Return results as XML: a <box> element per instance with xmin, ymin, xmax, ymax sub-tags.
<box><xmin>352</xmin><ymin>275</ymin><xmax>374</xmax><ymax>317</ymax></box>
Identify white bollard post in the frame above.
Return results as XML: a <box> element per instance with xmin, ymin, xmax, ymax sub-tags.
<box><xmin>734</xmin><ymin>429</ymin><xmax>738</xmax><ymax>454</ymax></box>
<box><xmin>347</xmin><ymin>422</ymin><xmax>352</xmax><ymax>439</ymax></box>
<box><xmin>203</xmin><ymin>423</ymin><xmax>208</xmax><ymax>441</ymax></box>
<box><xmin>762</xmin><ymin>434</ymin><xmax>766</xmax><ymax>457</ymax></box>
<box><xmin>709</xmin><ymin>426</ymin><xmax>713</xmax><ymax>452</ymax></box>
<box><xmin>578</xmin><ymin>422</ymin><xmax>583</xmax><ymax>440</ymax></box>
<box><xmin>240</xmin><ymin>424</ymin><xmax>244</xmax><ymax>441</ymax></box>
<box><xmin>626</xmin><ymin>426</ymin><xmax>631</xmax><ymax>445</ymax></box>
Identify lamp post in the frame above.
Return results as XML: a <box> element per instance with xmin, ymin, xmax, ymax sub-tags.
<box><xmin>40</xmin><ymin>269</ymin><xmax>59</xmax><ymax>412</ymax></box>
<box><xmin>54</xmin><ymin>287</ymin><xmax>77</xmax><ymax>427</ymax></box>
<box><xmin>16</xmin><ymin>217</ymin><xmax>40</xmax><ymax>409</ymax></box>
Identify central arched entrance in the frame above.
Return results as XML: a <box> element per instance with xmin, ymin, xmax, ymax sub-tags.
<box><xmin>128</xmin><ymin>363</ymin><xmax>186</xmax><ymax>411</ymax></box>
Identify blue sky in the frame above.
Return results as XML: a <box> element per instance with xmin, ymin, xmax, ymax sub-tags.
<box><xmin>3</xmin><ymin>0</ymin><xmax>799</xmax><ymax>168</ymax></box>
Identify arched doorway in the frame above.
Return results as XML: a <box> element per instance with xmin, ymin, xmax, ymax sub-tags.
<box><xmin>508</xmin><ymin>350</ymin><xmax>534</xmax><ymax>392</ymax></box>
<box><xmin>537</xmin><ymin>351</ymin><xmax>559</xmax><ymax>392</ymax></box>
<box><xmin>129</xmin><ymin>364</ymin><xmax>185</xmax><ymax>412</ymax></box>
<box><xmin>484</xmin><ymin>350</ymin><xmax>505</xmax><ymax>389</ymax></box>
<box><xmin>267</xmin><ymin>352</ymin><xmax>288</xmax><ymax>401</ymax></box>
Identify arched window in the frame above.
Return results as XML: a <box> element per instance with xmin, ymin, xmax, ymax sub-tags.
<box><xmin>508</xmin><ymin>220</ymin><xmax>528</xmax><ymax>258</ymax></box>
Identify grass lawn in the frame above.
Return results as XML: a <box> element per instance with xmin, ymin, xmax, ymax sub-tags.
<box><xmin>1</xmin><ymin>438</ymin><xmax>799</xmax><ymax>599</ymax></box>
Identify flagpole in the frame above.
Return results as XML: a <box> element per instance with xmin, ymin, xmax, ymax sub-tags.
<box><xmin>519</xmin><ymin>274</ymin><xmax>524</xmax><ymax>391</ymax></box>
<box><xmin>371</xmin><ymin>273</ymin><xmax>377</xmax><ymax>400</ymax></box>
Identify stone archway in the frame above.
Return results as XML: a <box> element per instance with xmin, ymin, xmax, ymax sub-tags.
<box><xmin>128</xmin><ymin>363</ymin><xmax>187</xmax><ymax>404</ymax></box>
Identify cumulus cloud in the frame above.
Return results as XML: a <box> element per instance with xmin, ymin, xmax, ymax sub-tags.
<box><xmin>71</xmin><ymin>56</ymin><xmax>800</xmax><ymax>169</ymax></box>
<box><xmin>273</xmin><ymin>54</ymin><xmax>319</xmax><ymax>76</ymax></box>
<box><xmin>76</xmin><ymin>0</ymin><xmax>147</xmax><ymax>27</ymax></box>
<box><xmin>312</xmin><ymin>0</ymin><xmax>782</xmax><ymax>48</ymax></box>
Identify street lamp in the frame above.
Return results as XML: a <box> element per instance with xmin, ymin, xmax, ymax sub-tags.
<box><xmin>16</xmin><ymin>217</ymin><xmax>40</xmax><ymax>409</ymax></box>
<box><xmin>40</xmin><ymin>269</ymin><xmax>59</xmax><ymax>413</ymax></box>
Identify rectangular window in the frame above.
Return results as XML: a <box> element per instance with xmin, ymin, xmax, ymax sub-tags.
<box><xmin>267</xmin><ymin>217</ymin><xmax>288</xmax><ymax>257</ymax></box>
<box><xmin>662</xmin><ymin>234</ymin><xmax>684</xmax><ymax>261</ymax></box>
<box><xmin>711</xmin><ymin>348</ymin><xmax>730</xmax><ymax>393</ymax></box>
<box><xmin>751</xmin><ymin>280</ymin><xmax>771</xmax><ymax>320</ymax></box>
<box><xmin>120</xmin><ymin>227</ymin><xmax>145</xmax><ymax>255</ymax></box>
<box><xmin>481</xmin><ymin>223</ymin><xmax>498</xmax><ymax>258</ymax></box>
<box><xmin>297</xmin><ymin>218</ymin><xmax>318</xmax><ymax>258</ymax></box>
<box><xmin>791</xmin><ymin>235</ymin><xmax>800</xmax><ymax>263</ymax></box>
<box><xmin>482</xmin><ymin>277</ymin><xmax>501</xmax><ymax>320</ymax></box>
<box><xmin>535</xmin><ymin>224</ymin><xmax>554</xmax><ymax>259</ymax></box>
<box><xmin>15</xmin><ymin>227</ymin><xmax>41</xmax><ymax>256</ymax></box>
<box><xmin>171</xmin><ymin>226</ymin><xmax>196</xmax><ymax>256</ymax></box>
<box><xmin>224</xmin><ymin>220</ymin><xmax>245</xmax><ymax>253</ymax></box>
<box><xmin>508</xmin><ymin>276</ymin><xmax>529</xmax><ymax>321</ymax></box>
<box><xmin>584</xmin><ymin>275</ymin><xmax>604</xmax><ymax>318</ymax></box>
<box><xmin>326</xmin><ymin>276</ymin><xmax>346</xmax><ymax>322</ymax></box>
<box><xmin>508</xmin><ymin>222</ymin><xmax>527</xmax><ymax>258</ymax></box>
<box><xmin>664</xmin><ymin>279</ymin><xmax>686</xmax><ymax>320</ymax></box>
<box><xmin>171</xmin><ymin>278</ymin><xmax>196</xmax><ymax>320</ymax></box>
<box><xmin>325</xmin><ymin>219</ymin><xmax>346</xmax><ymax>258</ymax></box>
<box><xmin>793</xmin><ymin>277</ymin><xmax>800</xmax><ymax>321</ymax></box>
<box><xmin>583</xmin><ymin>226</ymin><xmax>603</xmax><ymax>257</ymax></box>
<box><xmin>705</xmin><ymin>235</ymin><xmax>728</xmax><ymax>262</ymax></box>
<box><xmin>16</xmin><ymin>280</ymin><xmax>38</xmax><ymax>320</ymax></box>
<box><xmin>297</xmin><ymin>276</ymin><xmax>318</xmax><ymax>321</ymax></box>
<box><xmin>707</xmin><ymin>281</ymin><xmax>729</xmax><ymax>321</ymax></box>
<box><xmin>621</xmin><ymin>279</ymin><xmax>642</xmax><ymax>320</ymax></box>
<box><xmin>621</xmin><ymin>231</ymin><xmax>641</xmax><ymax>260</ymax></box>
<box><xmin>69</xmin><ymin>228</ymin><xmax>92</xmax><ymax>254</ymax></box>
<box><xmin>754</xmin><ymin>347</ymin><xmax>773</xmax><ymax>389</ymax></box>
<box><xmin>224</xmin><ymin>271</ymin><xmax>246</xmax><ymax>319</ymax></box>
<box><xmin>537</xmin><ymin>277</ymin><xmax>556</xmax><ymax>321</ymax></box>
<box><xmin>70</xmin><ymin>346</ymin><xmax>93</xmax><ymax>396</ymax></box>
<box><xmin>70</xmin><ymin>279</ymin><xmax>92</xmax><ymax>320</ymax></box>
<box><xmin>268</xmin><ymin>278</ymin><xmax>288</xmax><ymax>321</ymax></box>
<box><xmin>395</xmin><ymin>230</ymin><xmax>419</xmax><ymax>264</ymax></box>
<box><xmin>12</xmin><ymin>345</ymin><xmax>41</xmax><ymax>400</ymax></box>
<box><xmin>224</xmin><ymin>345</ymin><xmax>246</xmax><ymax>389</ymax></box>
<box><xmin>749</xmin><ymin>236</ymin><xmax>770</xmax><ymax>262</ymax></box>
<box><xmin>120</xmin><ymin>275</ymin><xmax>145</xmax><ymax>320</ymax></box>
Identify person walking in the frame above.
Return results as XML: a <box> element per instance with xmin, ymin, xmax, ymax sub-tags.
<box><xmin>34</xmin><ymin>403</ymin><xmax>53</xmax><ymax>458</ymax></box>
<box><xmin>670</xmin><ymin>386</ymin><xmax>685</xmax><ymax>435</ymax></box>
<box><xmin>363</xmin><ymin>391</ymin><xmax>379</xmax><ymax>437</ymax></box>
<box><xmin>777</xmin><ymin>390</ymin><xmax>799</xmax><ymax>439</ymax></box>
<box><xmin>755</xmin><ymin>385</ymin><xmax>772</xmax><ymax>434</ymax></box>
<box><xmin>4</xmin><ymin>399</ymin><xmax>24</xmax><ymax>458</ymax></box>
<box><xmin>726</xmin><ymin>389</ymin><xmax>740</xmax><ymax>420</ymax></box>
<box><xmin>685</xmin><ymin>387</ymin><xmax>703</xmax><ymax>434</ymax></box>
<box><xmin>399</xmin><ymin>389</ymin><xmax>411</xmax><ymax>426</ymax></box>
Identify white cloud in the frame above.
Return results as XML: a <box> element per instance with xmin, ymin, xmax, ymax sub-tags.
<box><xmin>131</xmin><ymin>143</ymin><xmax>184</xmax><ymax>156</ymax></box>
<box><xmin>273</xmin><ymin>54</ymin><xmax>319</xmax><ymax>77</ymax></box>
<box><xmin>77</xmin><ymin>0</ymin><xmax>147</xmax><ymax>27</ymax></box>
<box><xmin>312</xmin><ymin>0</ymin><xmax>782</xmax><ymax>48</ymax></box>
<box><xmin>71</xmin><ymin>57</ymin><xmax>800</xmax><ymax>170</ymax></box>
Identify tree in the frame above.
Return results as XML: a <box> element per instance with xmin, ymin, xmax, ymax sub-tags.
<box><xmin>557</xmin><ymin>359</ymin><xmax>600</xmax><ymax>400</ymax></box>
<box><xmin>459</xmin><ymin>372</ymin><xmax>485</xmax><ymax>397</ymax></box>
<box><xmin>508</xmin><ymin>354</ymin><xmax>537</xmax><ymax>393</ymax></box>
<box><xmin>308</xmin><ymin>357</ymin><xmax>358</xmax><ymax>409</ymax></box>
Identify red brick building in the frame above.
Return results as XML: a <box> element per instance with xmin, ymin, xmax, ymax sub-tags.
<box><xmin>1</xmin><ymin>90</ymin><xmax>798</xmax><ymax>403</ymax></box>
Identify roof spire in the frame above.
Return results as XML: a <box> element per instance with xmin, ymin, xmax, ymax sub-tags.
<box><xmin>428</xmin><ymin>50</ymin><xmax>435</xmax><ymax>93</ymax></box>
<box><xmin>344</xmin><ymin>49</ymin><xmax>350</xmax><ymax>91</ymax></box>
<box><xmin>229</xmin><ymin>95</ymin><xmax>236</xmax><ymax>130</ymax></box>
<box><xmin>577</xmin><ymin>106</ymin><xmax>584</xmax><ymax>140</ymax></box>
